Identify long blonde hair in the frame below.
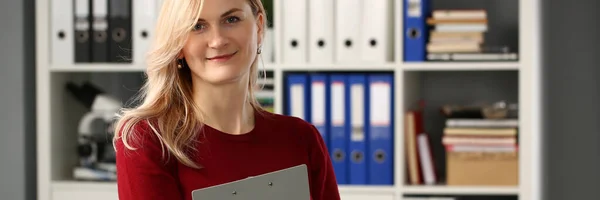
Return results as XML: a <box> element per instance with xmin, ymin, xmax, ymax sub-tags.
<box><xmin>113</xmin><ymin>0</ymin><xmax>267</xmax><ymax>169</ymax></box>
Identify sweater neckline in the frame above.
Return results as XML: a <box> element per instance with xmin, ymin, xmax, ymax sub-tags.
<box><xmin>202</xmin><ymin>108</ymin><xmax>265</xmax><ymax>142</ymax></box>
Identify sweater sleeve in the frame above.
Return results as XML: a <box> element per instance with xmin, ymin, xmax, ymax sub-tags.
<box><xmin>307</xmin><ymin>124</ymin><xmax>341</xmax><ymax>200</ymax></box>
<box><xmin>115</xmin><ymin>121</ymin><xmax>183</xmax><ymax>200</ymax></box>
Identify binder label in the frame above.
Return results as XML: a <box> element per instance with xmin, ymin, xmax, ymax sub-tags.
<box><xmin>370</xmin><ymin>82</ymin><xmax>391</xmax><ymax>126</ymax></box>
<box><xmin>75</xmin><ymin>0</ymin><xmax>90</xmax><ymax>31</ymax></box>
<box><xmin>331</xmin><ymin>82</ymin><xmax>345</xmax><ymax>125</ymax></box>
<box><xmin>351</xmin><ymin>84</ymin><xmax>365</xmax><ymax>142</ymax></box>
<box><xmin>311</xmin><ymin>82</ymin><xmax>325</xmax><ymax>125</ymax></box>
<box><xmin>290</xmin><ymin>85</ymin><xmax>305</xmax><ymax>120</ymax></box>
<box><xmin>407</xmin><ymin>0</ymin><xmax>422</xmax><ymax>17</ymax></box>
<box><xmin>351</xmin><ymin>127</ymin><xmax>365</xmax><ymax>141</ymax></box>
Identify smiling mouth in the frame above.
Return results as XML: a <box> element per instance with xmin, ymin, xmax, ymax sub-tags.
<box><xmin>207</xmin><ymin>51</ymin><xmax>237</xmax><ymax>61</ymax></box>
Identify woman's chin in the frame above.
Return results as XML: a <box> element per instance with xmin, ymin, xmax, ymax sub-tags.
<box><xmin>201</xmin><ymin>71</ymin><xmax>246</xmax><ymax>85</ymax></box>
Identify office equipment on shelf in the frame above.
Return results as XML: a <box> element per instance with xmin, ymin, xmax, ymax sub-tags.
<box><xmin>405</xmin><ymin>103</ymin><xmax>438</xmax><ymax>185</ymax></box>
<box><xmin>366</xmin><ymin>74</ymin><xmax>394</xmax><ymax>185</ymax></box>
<box><xmin>107</xmin><ymin>0</ymin><xmax>132</xmax><ymax>63</ymax></box>
<box><xmin>440</xmin><ymin>101</ymin><xmax>518</xmax><ymax>119</ymax></box>
<box><xmin>283</xmin><ymin>72</ymin><xmax>395</xmax><ymax>186</ymax></box>
<box><xmin>309</xmin><ymin>73</ymin><xmax>330</xmax><ymax>151</ymax></box>
<box><xmin>74</xmin><ymin>0</ymin><xmax>91</xmax><ymax>62</ymax></box>
<box><xmin>417</xmin><ymin>132</ymin><xmax>437</xmax><ymax>185</ymax></box>
<box><xmin>360</xmin><ymin>0</ymin><xmax>394</xmax><ymax>62</ymax></box>
<box><xmin>53</xmin><ymin>0</ymin><xmax>155</xmax><ymax>64</ymax></box>
<box><xmin>281</xmin><ymin>1</ymin><xmax>308</xmax><ymax>63</ymax></box>
<box><xmin>426</xmin><ymin>9</ymin><xmax>519</xmax><ymax>61</ymax></box>
<box><xmin>445</xmin><ymin>142</ymin><xmax>519</xmax><ymax>186</ymax></box>
<box><xmin>405</xmin><ymin>109</ymin><xmax>425</xmax><ymax>185</ymax></box>
<box><xmin>191</xmin><ymin>164</ymin><xmax>310</xmax><ymax>200</ymax></box>
<box><xmin>441</xmin><ymin>101</ymin><xmax>519</xmax><ymax>186</ymax></box>
<box><xmin>308</xmin><ymin>0</ymin><xmax>334</xmax><ymax>64</ymax></box>
<box><xmin>348</xmin><ymin>74</ymin><xmax>367</xmax><ymax>184</ymax></box>
<box><xmin>91</xmin><ymin>0</ymin><xmax>110</xmax><ymax>62</ymax></box>
<box><xmin>133</xmin><ymin>0</ymin><xmax>160</xmax><ymax>65</ymax></box>
<box><xmin>285</xmin><ymin>73</ymin><xmax>310</xmax><ymax>121</ymax></box>
<box><xmin>329</xmin><ymin>73</ymin><xmax>349</xmax><ymax>184</ymax></box>
<box><xmin>280</xmin><ymin>0</ymin><xmax>395</xmax><ymax>64</ymax></box>
<box><xmin>335</xmin><ymin>0</ymin><xmax>362</xmax><ymax>63</ymax></box>
<box><xmin>406</xmin><ymin>100</ymin><xmax>520</xmax><ymax>186</ymax></box>
<box><xmin>403</xmin><ymin>0</ymin><xmax>430</xmax><ymax>62</ymax></box>
<box><xmin>52</xmin><ymin>0</ymin><xmax>74</xmax><ymax>65</ymax></box>
<box><xmin>66</xmin><ymin>81</ymin><xmax>122</xmax><ymax>181</ymax></box>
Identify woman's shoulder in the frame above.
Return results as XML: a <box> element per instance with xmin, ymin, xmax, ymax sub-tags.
<box><xmin>116</xmin><ymin>117</ymin><xmax>156</xmax><ymax>136</ymax></box>
<box><xmin>114</xmin><ymin>117</ymin><xmax>163</xmax><ymax>150</ymax></box>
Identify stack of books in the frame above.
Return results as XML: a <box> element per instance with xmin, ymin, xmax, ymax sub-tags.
<box><xmin>426</xmin><ymin>9</ymin><xmax>518</xmax><ymax>61</ymax></box>
<box><xmin>442</xmin><ymin>118</ymin><xmax>519</xmax><ymax>186</ymax></box>
<box><xmin>442</xmin><ymin>118</ymin><xmax>518</xmax><ymax>149</ymax></box>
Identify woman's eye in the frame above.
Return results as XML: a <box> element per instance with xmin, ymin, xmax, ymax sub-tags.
<box><xmin>193</xmin><ymin>23</ymin><xmax>205</xmax><ymax>31</ymax></box>
<box><xmin>225</xmin><ymin>16</ymin><xmax>240</xmax><ymax>23</ymax></box>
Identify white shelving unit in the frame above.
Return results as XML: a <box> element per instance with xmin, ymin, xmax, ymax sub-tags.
<box><xmin>35</xmin><ymin>0</ymin><xmax>542</xmax><ymax>199</ymax></box>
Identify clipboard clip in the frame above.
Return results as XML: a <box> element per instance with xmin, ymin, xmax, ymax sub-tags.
<box><xmin>231</xmin><ymin>181</ymin><xmax>274</xmax><ymax>195</ymax></box>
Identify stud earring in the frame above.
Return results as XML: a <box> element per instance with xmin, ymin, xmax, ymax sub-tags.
<box><xmin>177</xmin><ymin>59</ymin><xmax>183</xmax><ymax>69</ymax></box>
<box><xmin>257</xmin><ymin>46</ymin><xmax>262</xmax><ymax>54</ymax></box>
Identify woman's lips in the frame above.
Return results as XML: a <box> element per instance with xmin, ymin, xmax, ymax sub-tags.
<box><xmin>207</xmin><ymin>51</ymin><xmax>237</xmax><ymax>62</ymax></box>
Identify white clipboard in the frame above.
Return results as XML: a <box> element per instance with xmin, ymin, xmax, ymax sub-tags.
<box><xmin>191</xmin><ymin>164</ymin><xmax>311</xmax><ymax>200</ymax></box>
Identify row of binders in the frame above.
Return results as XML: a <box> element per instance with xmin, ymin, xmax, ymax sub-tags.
<box><xmin>284</xmin><ymin>72</ymin><xmax>394</xmax><ymax>185</ymax></box>
<box><xmin>281</xmin><ymin>0</ymin><xmax>394</xmax><ymax>64</ymax></box>
<box><xmin>52</xmin><ymin>0</ymin><xmax>162</xmax><ymax>64</ymax></box>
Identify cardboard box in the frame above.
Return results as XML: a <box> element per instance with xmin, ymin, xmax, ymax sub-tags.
<box><xmin>446</xmin><ymin>151</ymin><xmax>518</xmax><ymax>186</ymax></box>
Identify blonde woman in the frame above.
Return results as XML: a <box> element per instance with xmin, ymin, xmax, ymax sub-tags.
<box><xmin>112</xmin><ymin>0</ymin><xmax>340</xmax><ymax>199</ymax></box>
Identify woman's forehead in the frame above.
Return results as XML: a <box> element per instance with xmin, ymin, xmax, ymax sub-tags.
<box><xmin>197</xmin><ymin>0</ymin><xmax>251</xmax><ymax>17</ymax></box>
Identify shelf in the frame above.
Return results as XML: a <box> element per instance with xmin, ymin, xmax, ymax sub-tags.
<box><xmin>49</xmin><ymin>62</ymin><xmax>519</xmax><ymax>73</ymax></box>
<box><xmin>53</xmin><ymin>180</ymin><xmax>117</xmax><ymax>190</ymax></box>
<box><xmin>338</xmin><ymin>185</ymin><xmax>397</xmax><ymax>194</ymax></box>
<box><xmin>402</xmin><ymin>185</ymin><xmax>519</xmax><ymax>195</ymax></box>
<box><xmin>270</xmin><ymin>63</ymin><xmax>397</xmax><ymax>71</ymax></box>
<box><xmin>402</xmin><ymin>62</ymin><xmax>520</xmax><ymax>71</ymax></box>
<box><xmin>49</xmin><ymin>62</ymin><xmax>521</xmax><ymax>73</ymax></box>
<box><xmin>52</xmin><ymin>180</ymin><xmax>395</xmax><ymax>194</ymax></box>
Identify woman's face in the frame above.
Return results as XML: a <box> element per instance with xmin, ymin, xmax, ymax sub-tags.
<box><xmin>180</xmin><ymin>0</ymin><xmax>263</xmax><ymax>85</ymax></box>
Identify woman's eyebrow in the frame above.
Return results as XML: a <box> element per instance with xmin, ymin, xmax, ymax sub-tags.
<box><xmin>220</xmin><ymin>8</ymin><xmax>242</xmax><ymax>17</ymax></box>
<box><xmin>197</xmin><ymin>8</ymin><xmax>243</xmax><ymax>22</ymax></box>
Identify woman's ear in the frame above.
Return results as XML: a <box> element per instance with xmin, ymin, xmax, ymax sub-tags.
<box><xmin>177</xmin><ymin>51</ymin><xmax>184</xmax><ymax>59</ymax></box>
<box><xmin>256</xmin><ymin>12</ymin><xmax>265</xmax><ymax>46</ymax></box>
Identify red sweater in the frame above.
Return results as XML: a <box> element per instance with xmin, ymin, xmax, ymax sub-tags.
<box><xmin>115</xmin><ymin>111</ymin><xmax>341</xmax><ymax>200</ymax></box>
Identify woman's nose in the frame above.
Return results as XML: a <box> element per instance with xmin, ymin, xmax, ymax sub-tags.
<box><xmin>208</xmin><ymin>27</ymin><xmax>229</xmax><ymax>49</ymax></box>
